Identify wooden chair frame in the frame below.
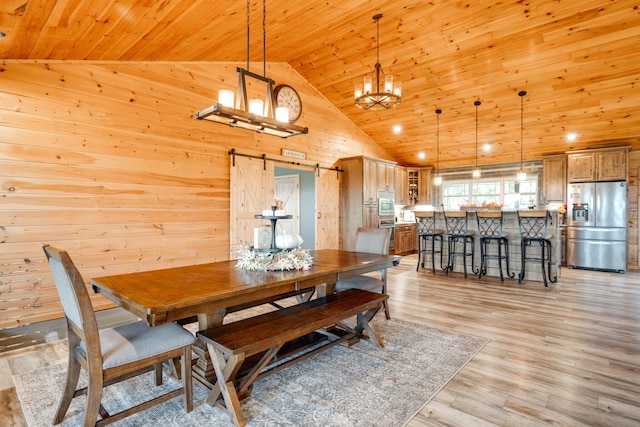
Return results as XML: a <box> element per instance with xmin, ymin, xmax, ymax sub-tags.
<box><xmin>43</xmin><ymin>245</ymin><xmax>194</xmax><ymax>427</ymax></box>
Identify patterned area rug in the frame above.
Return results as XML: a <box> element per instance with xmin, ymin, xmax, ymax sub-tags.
<box><xmin>14</xmin><ymin>318</ymin><xmax>487</xmax><ymax>426</ymax></box>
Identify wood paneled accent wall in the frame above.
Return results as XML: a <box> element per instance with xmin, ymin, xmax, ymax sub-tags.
<box><xmin>0</xmin><ymin>60</ymin><xmax>392</xmax><ymax>331</ymax></box>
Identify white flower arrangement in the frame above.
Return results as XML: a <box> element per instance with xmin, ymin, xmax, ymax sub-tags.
<box><xmin>235</xmin><ymin>244</ymin><xmax>314</xmax><ymax>271</ymax></box>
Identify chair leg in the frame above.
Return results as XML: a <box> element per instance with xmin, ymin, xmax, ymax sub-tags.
<box><xmin>540</xmin><ymin>240</ymin><xmax>548</xmax><ymax>286</ymax></box>
<box><xmin>437</xmin><ymin>236</ymin><xmax>445</xmax><ymax>271</ymax></box>
<box><xmin>416</xmin><ymin>236</ymin><xmax>422</xmax><ymax>271</ymax></box>
<box><xmin>546</xmin><ymin>240</ymin><xmax>558</xmax><ymax>284</ymax></box>
<box><xmin>445</xmin><ymin>238</ymin><xmax>452</xmax><ymax>275</ymax></box>
<box><xmin>54</xmin><ymin>338</ymin><xmax>82</xmax><ymax>425</ymax></box>
<box><xmin>84</xmin><ymin>361</ymin><xmax>104</xmax><ymax>427</ymax></box>
<box><xmin>478</xmin><ymin>238</ymin><xmax>486</xmax><ymax>279</ymax></box>
<box><xmin>182</xmin><ymin>346</ymin><xmax>193</xmax><ymax>412</ymax></box>
<box><xmin>462</xmin><ymin>238</ymin><xmax>468</xmax><ymax>278</ymax></box>
<box><xmin>154</xmin><ymin>362</ymin><xmax>163</xmax><ymax>386</ymax></box>
<box><xmin>382</xmin><ymin>298</ymin><xmax>391</xmax><ymax>320</ymax></box>
<box><xmin>519</xmin><ymin>240</ymin><xmax>526</xmax><ymax>283</ymax></box>
<box><xmin>503</xmin><ymin>238</ymin><xmax>515</xmax><ymax>279</ymax></box>
<box><xmin>468</xmin><ymin>237</ymin><xmax>478</xmax><ymax>276</ymax></box>
<box><xmin>494</xmin><ymin>239</ymin><xmax>502</xmax><ymax>281</ymax></box>
<box><xmin>430</xmin><ymin>237</ymin><xmax>436</xmax><ymax>273</ymax></box>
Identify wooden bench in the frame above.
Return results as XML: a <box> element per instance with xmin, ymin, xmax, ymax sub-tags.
<box><xmin>196</xmin><ymin>288</ymin><xmax>388</xmax><ymax>426</ymax></box>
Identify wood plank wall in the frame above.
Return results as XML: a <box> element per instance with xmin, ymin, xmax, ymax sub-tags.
<box><xmin>0</xmin><ymin>60</ymin><xmax>392</xmax><ymax>331</ymax></box>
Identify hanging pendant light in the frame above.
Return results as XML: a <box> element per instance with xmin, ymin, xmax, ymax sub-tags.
<box><xmin>472</xmin><ymin>100</ymin><xmax>481</xmax><ymax>178</ymax></box>
<box><xmin>434</xmin><ymin>109</ymin><xmax>443</xmax><ymax>185</ymax></box>
<box><xmin>517</xmin><ymin>91</ymin><xmax>528</xmax><ymax>181</ymax></box>
<box><xmin>195</xmin><ymin>0</ymin><xmax>308</xmax><ymax>138</ymax></box>
<box><xmin>354</xmin><ymin>14</ymin><xmax>401</xmax><ymax>110</ymax></box>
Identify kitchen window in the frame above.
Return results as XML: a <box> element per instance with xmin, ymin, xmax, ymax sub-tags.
<box><xmin>442</xmin><ymin>176</ymin><xmax>538</xmax><ymax>209</ymax></box>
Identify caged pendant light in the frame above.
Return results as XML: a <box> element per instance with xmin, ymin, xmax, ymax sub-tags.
<box><xmin>472</xmin><ymin>100</ymin><xmax>481</xmax><ymax>178</ymax></box>
<box><xmin>354</xmin><ymin>14</ymin><xmax>402</xmax><ymax>110</ymax></box>
<box><xmin>434</xmin><ymin>109</ymin><xmax>443</xmax><ymax>185</ymax></box>
<box><xmin>517</xmin><ymin>91</ymin><xmax>528</xmax><ymax>181</ymax></box>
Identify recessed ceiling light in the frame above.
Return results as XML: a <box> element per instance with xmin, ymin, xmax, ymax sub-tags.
<box><xmin>566</xmin><ymin>132</ymin><xmax>578</xmax><ymax>142</ymax></box>
<box><xmin>417</xmin><ymin>152</ymin><xmax>426</xmax><ymax>159</ymax></box>
<box><xmin>483</xmin><ymin>143</ymin><xmax>491</xmax><ymax>152</ymax></box>
<box><xmin>392</xmin><ymin>124</ymin><xmax>402</xmax><ymax>134</ymax></box>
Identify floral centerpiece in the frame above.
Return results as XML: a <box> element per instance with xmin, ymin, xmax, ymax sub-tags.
<box><xmin>235</xmin><ymin>244</ymin><xmax>313</xmax><ymax>271</ymax></box>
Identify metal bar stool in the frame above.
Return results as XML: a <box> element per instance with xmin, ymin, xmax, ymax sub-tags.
<box><xmin>476</xmin><ymin>211</ymin><xmax>515</xmax><ymax>281</ymax></box>
<box><xmin>415</xmin><ymin>211</ymin><xmax>444</xmax><ymax>273</ymax></box>
<box><xmin>443</xmin><ymin>211</ymin><xmax>478</xmax><ymax>277</ymax></box>
<box><xmin>517</xmin><ymin>210</ymin><xmax>558</xmax><ymax>286</ymax></box>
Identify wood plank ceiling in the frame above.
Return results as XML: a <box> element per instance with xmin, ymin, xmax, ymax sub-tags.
<box><xmin>1</xmin><ymin>0</ymin><xmax>639</xmax><ymax>168</ymax></box>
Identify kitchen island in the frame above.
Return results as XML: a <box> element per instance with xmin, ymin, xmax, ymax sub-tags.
<box><xmin>414</xmin><ymin>210</ymin><xmax>560</xmax><ymax>283</ymax></box>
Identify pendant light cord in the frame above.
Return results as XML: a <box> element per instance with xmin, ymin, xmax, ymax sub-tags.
<box><xmin>262</xmin><ymin>0</ymin><xmax>267</xmax><ymax>77</ymax></box>
<box><xmin>474</xmin><ymin>100</ymin><xmax>481</xmax><ymax>169</ymax></box>
<box><xmin>435</xmin><ymin>109</ymin><xmax>441</xmax><ymax>173</ymax></box>
<box><xmin>376</xmin><ymin>15</ymin><xmax>381</xmax><ymax>65</ymax></box>
<box><xmin>244</xmin><ymin>0</ymin><xmax>268</xmax><ymax>77</ymax></box>
<box><xmin>519</xmin><ymin>91</ymin><xmax>527</xmax><ymax>169</ymax></box>
<box><xmin>245</xmin><ymin>0</ymin><xmax>250</xmax><ymax>71</ymax></box>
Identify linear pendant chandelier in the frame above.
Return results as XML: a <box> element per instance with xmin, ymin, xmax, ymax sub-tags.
<box><xmin>195</xmin><ymin>0</ymin><xmax>308</xmax><ymax>138</ymax></box>
<box><xmin>354</xmin><ymin>14</ymin><xmax>401</xmax><ymax>110</ymax></box>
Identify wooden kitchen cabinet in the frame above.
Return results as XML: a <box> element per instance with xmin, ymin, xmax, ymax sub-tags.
<box><xmin>567</xmin><ymin>147</ymin><xmax>629</xmax><ymax>182</ymax></box>
<box><xmin>395</xmin><ymin>223</ymin><xmax>417</xmax><ymax>255</ymax></box>
<box><xmin>419</xmin><ymin>168</ymin><xmax>432</xmax><ymax>205</ymax></box>
<box><xmin>408</xmin><ymin>169</ymin><xmax>419</xmax><ymax>204</ymax></box>
<box><xmin>542</xmin><ymin>154</ymin><xmax>567</xmax><ymax>204</ymax></box>
<box><xmin>395</xmin><ymin>166</ymin><xmax>407</xmax><ymax>205</ymax></box>
<box><xmin>406</xmin><ymin>168</ymin><xmax>433</xmax><ymax>205</ymax></box>
<box><xmin>341</xmin><ymin>156</ymin><xmax>397</xmax><ymax>251</ymax></box>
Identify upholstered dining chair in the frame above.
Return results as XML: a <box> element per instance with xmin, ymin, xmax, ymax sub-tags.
<box><xmin>42</xmin><ymin>245</ymin><xmax>195</xmax><ymax>427</ymax></box>
<box><xmin>334</xmin><ymin>227</ymin><xmax>392</xmax><ymax>319</ymax></box>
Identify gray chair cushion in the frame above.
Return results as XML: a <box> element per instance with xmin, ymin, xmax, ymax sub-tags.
<box><xmin>334</xmin><ymin>275</ymin><xmax>384</xmax><ymax>293</ymax></box>
<box><xmin>98</xmin><ymin>321</ymin><xmax>195</xmax><ymax>369</ymax></box>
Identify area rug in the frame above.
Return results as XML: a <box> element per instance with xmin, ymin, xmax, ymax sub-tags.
<box><xmin>14</xmin><ymin>318</ymin><xmax>487</xmax><ymax>427</ymax></box>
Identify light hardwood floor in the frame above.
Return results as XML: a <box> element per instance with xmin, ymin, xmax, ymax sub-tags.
<box><xmin>1</xmin><ymin>255</ymin><xmax>638</xmax><ymax>426</ymax></box>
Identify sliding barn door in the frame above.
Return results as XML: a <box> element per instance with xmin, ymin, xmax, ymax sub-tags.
<box><xmin>230</xmin><ymin>155</ymin><xmax>274</xmax><ymax>259</ymax></box>
<box><xmin>316</xmin><ymin>167</ymin><xmax>340</xmax><ymax>249</ymax></box>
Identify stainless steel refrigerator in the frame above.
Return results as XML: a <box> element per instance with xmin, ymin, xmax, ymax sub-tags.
<box><xmin>566</xmin><ymin>181</ymin><xmax>627</xmax><ymax>272</ymax></box>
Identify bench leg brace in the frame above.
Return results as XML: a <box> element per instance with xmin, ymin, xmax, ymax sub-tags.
<box><xmin>206</xmin><ymin>345</ymin><xmax>246</xmax><ymax>426</ymax></box>
<box><xmin>354</xmin><ymin>307</ymin><xmax>385</xmax><ymax>348</ymax></box>
<box><xmin>206</xmin><ymin>343</ymin><xmax>284</xmax><ymax>427</ymax></box>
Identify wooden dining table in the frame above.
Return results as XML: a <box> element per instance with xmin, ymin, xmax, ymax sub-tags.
<box><xmin>90</xmin><ymin>249</ymin><xmax>397</xmax><ymax>382</ymax></box>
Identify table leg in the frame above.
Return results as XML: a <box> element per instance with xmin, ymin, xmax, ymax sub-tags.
<box><xmin>193</xmin><ymin>309</ymin><xmax>226</xmax><ymax>383</ymax></box>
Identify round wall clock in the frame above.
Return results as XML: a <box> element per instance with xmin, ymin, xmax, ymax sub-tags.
<box><xmin>274</xmin><ymin>84</ymin><xmax>302</xmax><ymax>123</ymax></box>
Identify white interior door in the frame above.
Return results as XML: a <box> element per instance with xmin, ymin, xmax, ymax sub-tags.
<box><xmin>275</xmin><ymin>174</ymin><xmax>300</xmax><ymax>236</ymax></box>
